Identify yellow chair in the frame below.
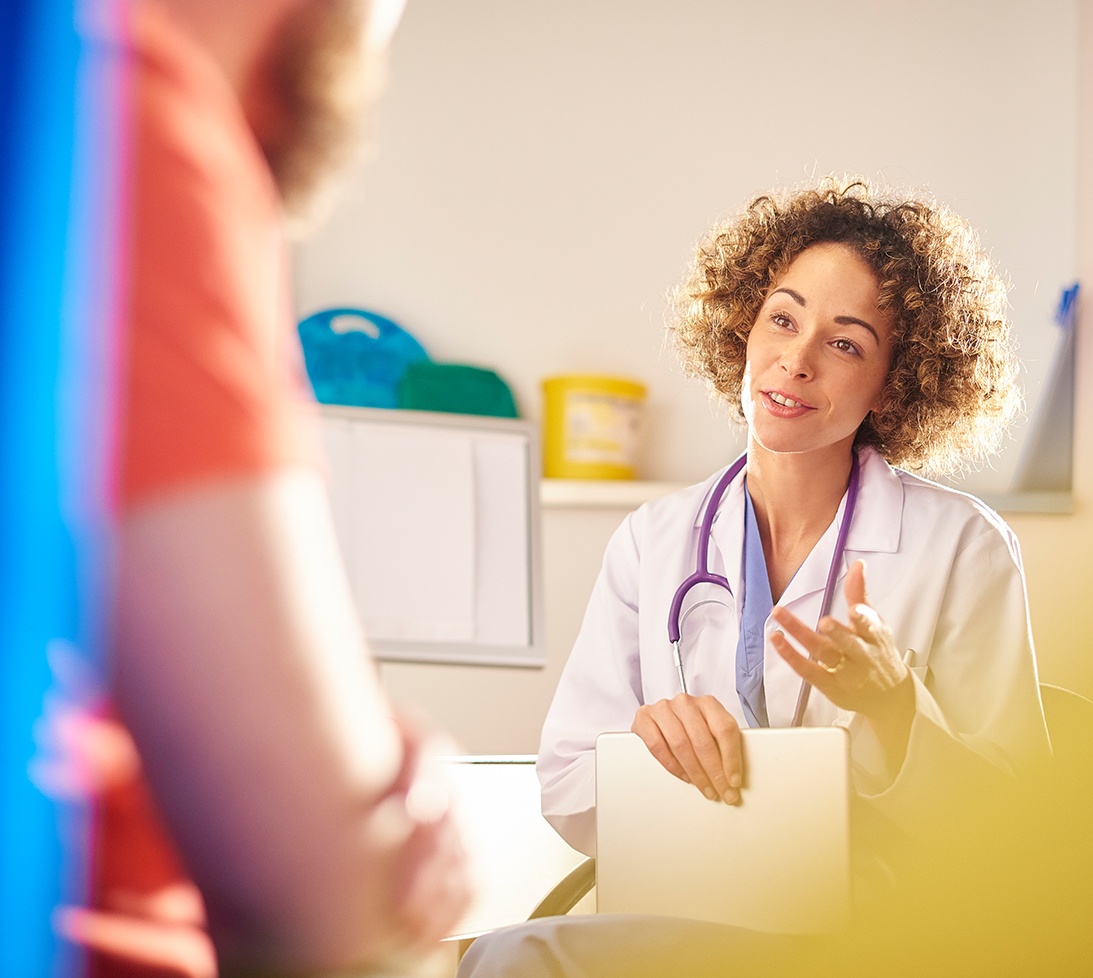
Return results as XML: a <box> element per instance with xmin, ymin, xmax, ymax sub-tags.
<box><xmin>1039</xmin><ymin>682</ymin><xmax>1093</xmax><ymax>768</ymax></box>
<box><xmin>527</xmin><ymin>857</ymin><xmax>596</xmax><ymax>919</ymax></box>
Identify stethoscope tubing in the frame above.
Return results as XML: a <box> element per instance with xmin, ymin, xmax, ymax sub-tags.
<box><xmin>666</xmin><ymin>455</ymin><xmax>747</xmax><ymax>646</ymax></box>
<box><xmin>667</xmin><ymin>454</ymin><xmax>747</xmax><ymax>696</ymax></box>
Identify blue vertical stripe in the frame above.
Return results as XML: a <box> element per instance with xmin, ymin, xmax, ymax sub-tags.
<box><xmin>0</xmin><ymin>1</ymin><xmax>123</xmax><ymax>974</ymax></box>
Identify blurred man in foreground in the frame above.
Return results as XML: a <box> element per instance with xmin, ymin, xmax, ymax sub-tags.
<box><xmin>54</xmin><ymin>1</ymin><xmax>471</xmax><ymax>975</ymax></box>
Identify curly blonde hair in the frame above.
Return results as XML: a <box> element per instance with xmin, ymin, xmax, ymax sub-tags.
<box><xmin>669</xmin><ymin>176</ymin><xmax>1021</xmax><ymax>476</ymax></box>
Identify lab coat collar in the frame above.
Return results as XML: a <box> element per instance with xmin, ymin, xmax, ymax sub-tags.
<box><xmin>844</xmin><ymin>447</ymin><xmax>904</xmax><ymax>556</ymax></box>
<box><xmin>700</xmin><ymin>447</ymin><xmax>905</xmax><ymax>609</ymax></box>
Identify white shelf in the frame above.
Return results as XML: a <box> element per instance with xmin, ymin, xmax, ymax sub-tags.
<box><xmin>540</xmin><ymin>479</ymin><xmax>686</xmax><ymax>510</ymax></box>
<box><xmin>541</xmin><ymin>480</ymin><xmax>1073</xmax><ymax>515</ymax></box>
<box><xmin>975</xmin><ymin>491</ymin><xmax>1073</xmax><ymax>515</ymax></box>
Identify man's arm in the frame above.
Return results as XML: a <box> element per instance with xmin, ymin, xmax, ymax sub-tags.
<box><xmin>113</xmin><ymin>468</ymin><xmax>469</xmax><ymax>974</ymax></box>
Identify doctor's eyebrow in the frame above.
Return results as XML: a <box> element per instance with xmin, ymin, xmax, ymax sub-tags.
<box><xmin>769</xmin><ymin>287</ymin><xmax>881</xmax><ymax>345</ymax></box>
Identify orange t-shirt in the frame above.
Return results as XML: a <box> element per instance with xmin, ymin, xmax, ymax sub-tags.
<box><xmin>116</xmin><ymin>0</ymin><xmax>316</xmax><ymax>511</ymax></box>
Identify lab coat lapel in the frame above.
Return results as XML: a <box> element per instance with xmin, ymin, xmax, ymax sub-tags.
<box><xmin>761</xmin><ymin>505</ymin><xmax>846</xmax><ymax>728</ymax></box>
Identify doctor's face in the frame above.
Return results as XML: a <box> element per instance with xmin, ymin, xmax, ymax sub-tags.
<box><xmin>741</xmin><ymin>242</ymin><xmax>894</xmax><ymax>461</ymax></box>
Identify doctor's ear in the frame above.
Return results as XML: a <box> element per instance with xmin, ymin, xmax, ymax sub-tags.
<box><xmin>868</xmin><ymin>383</ymin><xmax>893</xmax><ymax>418</ymax></box>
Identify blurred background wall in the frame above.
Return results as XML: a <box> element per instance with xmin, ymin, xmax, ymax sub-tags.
<box><xmin>293</xmin><ymin>0</ymin><xmax>1090</xmax><ymax>752</ymax></box>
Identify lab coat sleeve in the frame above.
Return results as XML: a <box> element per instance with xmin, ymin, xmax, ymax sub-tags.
<box><xmin>537</xmin><ymin>512</ymin><xmax>648</xmax><ymax>856</ymax></box>
<box><xmin>846</xmin><ymin>516</ymin><xmax>1050</xmax><ymax>842</ymax></box>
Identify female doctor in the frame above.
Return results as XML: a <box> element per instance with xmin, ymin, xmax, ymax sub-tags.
<box><xmin>535</xmin><ymin>176</ymin><xmax>1051</xmax><ymax>859</ymax></box>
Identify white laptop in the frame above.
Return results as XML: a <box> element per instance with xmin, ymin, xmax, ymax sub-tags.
<box><xmin>595</xmin><ymin>728</ymin><xmax>850</xmax><ymax>934</ymax></box>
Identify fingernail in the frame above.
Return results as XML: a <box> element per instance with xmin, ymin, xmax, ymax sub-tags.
<box><xmin>729</xmin><ymin>773</ymin><xmax>742</xmax><ymax>788</ymax></box>
<box><xmin>702</xmin><ymin>787</ymin><xmax>717</xmax><ymax>801</ymax></box>
<box><xmin>722</xmin><ymin>790</ymin><xmax>739</xmax><ymax>804</ymax></box>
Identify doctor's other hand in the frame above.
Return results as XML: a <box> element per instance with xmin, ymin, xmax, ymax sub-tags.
<box><xmin>631</xmin><ymin>694</ymin><xmax>743</xmax><ymax>804</ymax></box>
<box><xmin>770</xmin><ymin>561</ymin><xmax>914</xmax><ymax>744</ymax></box>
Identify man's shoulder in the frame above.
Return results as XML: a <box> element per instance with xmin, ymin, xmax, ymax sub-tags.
<box><xmin>132</xmin><ymin>0</ymin><xmax>270</xmax><ymax>197</ymax></box>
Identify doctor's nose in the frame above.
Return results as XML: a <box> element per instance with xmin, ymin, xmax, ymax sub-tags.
<box><xmin>778</xmin><ymin>338</ymin><xmax>816</xmax><ymax>380</ymax></box>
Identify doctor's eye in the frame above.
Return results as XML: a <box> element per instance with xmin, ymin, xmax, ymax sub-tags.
<box><xmin>831</xmin><ymin>338</ymin><xmax>862</xmax><ymax>357</ymax></box>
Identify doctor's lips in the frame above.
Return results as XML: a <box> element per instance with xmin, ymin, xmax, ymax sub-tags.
<box><xmin>761</xmin><ymin>389</ymin><xmax>815</xmax><ymax>416</ymax></box>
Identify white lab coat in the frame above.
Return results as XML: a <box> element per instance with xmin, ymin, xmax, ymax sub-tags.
<box><xmin>537</xmin><ymin>447</ymin><xmax>1050</xmax><ymax>856</ymax></box>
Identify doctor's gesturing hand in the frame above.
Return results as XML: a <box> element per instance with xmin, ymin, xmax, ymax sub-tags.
<box><xmin>631</xmin><ymin>695</ymin><xmax>744</xmax><ymax>805</ymax></box>
<box><xmin>771</xmin><ymin>560</ymin><xmax>916</xmax><ymax>765</ymax></box>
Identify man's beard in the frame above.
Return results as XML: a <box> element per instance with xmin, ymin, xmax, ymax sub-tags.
<box><xmin>248</xmin><ymin>0</ymin><xmax>386</xmax><ymax>232</ymax></box>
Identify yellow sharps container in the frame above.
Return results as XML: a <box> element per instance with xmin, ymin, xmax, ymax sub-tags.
<box><xmin>542</xmin><ymin>375</ymin><xmax>647</xmax><ymax>479</ymax></box>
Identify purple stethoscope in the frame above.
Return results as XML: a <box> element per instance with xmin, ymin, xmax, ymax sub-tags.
<box><xmin>667</xmin><ymin>451</ymin><xmax>862</xmax><ymax>726</ymax></box>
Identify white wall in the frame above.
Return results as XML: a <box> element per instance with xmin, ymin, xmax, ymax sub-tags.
<box><xmin>293</xmin><ymin>0</ymin><xmax>1090</xmax><ymax>752</ymax></box>
<box><xmin>296</xmin><ymin>0</ymin><xmax>1077</xmax><ymax>491</ymax></box>
<box><xmin>1003</xmin><ymin>0</ymin><xmax>1093</xmax><ymax>708</ymax></box>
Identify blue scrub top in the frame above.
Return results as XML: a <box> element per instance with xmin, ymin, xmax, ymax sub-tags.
<box><xmin>737</xmin><ymin>482</ymin><xmax>772</xmax><ymax>727</ymax></box>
